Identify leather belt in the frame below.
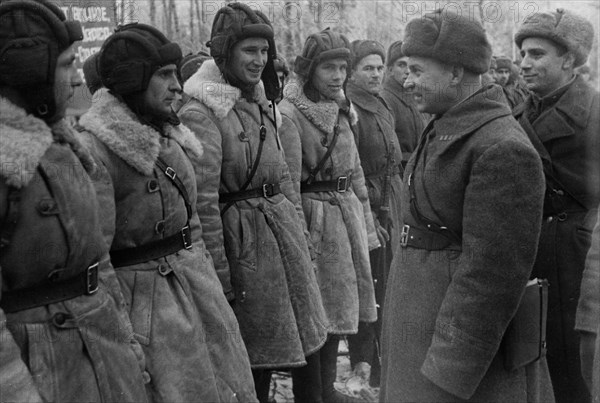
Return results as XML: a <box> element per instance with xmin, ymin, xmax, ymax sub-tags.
<box><xmin>301</xmin><ymin>176</ymin><xmax>351</xmax><ymax>193</ymax></box>
<box><xmin>400</xmin><ymin>224</ymin><xmax>461</xmax><ymax>251</ymax></box>
<box><xmin>0</xmin><ymin>262</ymin><xmax>99</xmax><ymax>313</ymax></box>
<box><xmin>219</xmin><ymin>183</ymin><xmax>281</xmax><ymax>203</ymax></box>
<box><xmin>110</xmin><ymin>226</ymin><xmax>193</xmax><ymax>268</ymax></box>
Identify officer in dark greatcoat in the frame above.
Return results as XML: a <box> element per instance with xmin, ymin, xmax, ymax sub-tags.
<box><xmin>514</xmin><ymin>8</ymin><xmax>599</xmax><ymax>403</ymax></box>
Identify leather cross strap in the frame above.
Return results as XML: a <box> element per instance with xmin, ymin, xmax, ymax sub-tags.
<box><xmin>302</xmin><ymin>117</ymin><xmax>340</xmax><ymax>186</ymax></box>
<box><xmin>155</xmin><ymin>156</ymin><xmax>193</xmax><ymax>221</ymax></box>
<box><xmin>220</xmin><ymin>105</ymin><xmax>268</xmax><ymax>216</ymax></box>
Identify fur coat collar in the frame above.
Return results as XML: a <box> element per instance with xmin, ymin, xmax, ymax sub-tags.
<box><xmin>183</xmin><ymin>59</ymin><xmax>280</xmax><ymax>125</ymax></box>
<box><xmin>79</xmin><ymin>89</ymin><xmax>203</xmax><ymax>176</ymax></box>
<box><xmin>282</xmin><ymin>78</ymin><xmax>358</xmax><ymax>134</ymax></box>
<box><xmin>0</xmin><ymin>97</ymin><xmax>95</xmax><ymax>188</ymax></box>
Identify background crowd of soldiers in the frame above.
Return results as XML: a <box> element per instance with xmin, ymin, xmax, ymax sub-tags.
<box><xmin>0</xmin><ymin>1</ymin><xmax>598</xmax><ymax>402</ymax></box>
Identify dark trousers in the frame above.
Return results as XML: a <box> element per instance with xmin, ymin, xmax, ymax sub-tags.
<box><xmin>292</xmin><ymin>335</ymin><xmax>340</xmax><ymax>403</ymax></box>
<box><xmin>252</xmin><ymin>369</ymin><xmax>272</xmax><ymax>403</ymax></box>
<box><xmin>346</xmin><ymin>243</ymin><xmax>393</xmax><ymax>386</ymax></box>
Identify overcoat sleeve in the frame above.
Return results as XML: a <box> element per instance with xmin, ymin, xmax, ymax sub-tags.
<box><xmin>348</xmin><ymin>129</ymin><xmax>379</xmax><ymax>250</ymax></box>
<box><xmin>576</xmin><ymin>208</ymin><xmax>600</xmax><ymax>334</ymax></box>
<box><xmin>420</xmin><ymin>140</ymin><xmax>545</xmax><ymax>399</ymax></box>
<box><xmin>178</xmin><ymin>104</ymin><xmax>233</xmax><ymax>301</ymax></box>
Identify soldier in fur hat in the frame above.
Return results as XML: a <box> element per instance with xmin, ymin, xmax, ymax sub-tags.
<box><xmin>380</xmin><ymin>9</ymin><xmax>553</xmax><ymax>401</ymax></box>
<box><xmin>344</xmin><ymin>38</ymin><xmax>403</xmax><ymax>389</ymax></box>
<box><xmin>380</xmin><ymin>40</ymin><xmax>427</xmax><ymax>168</ymax></box>
<box><xmin>495</xmin><ymin>56</ymin><xmax>527</xmax><ymax>109</ymax></box>
<box><xmin>178</xmin><ymin>3</ymin><xmax>328</xmax><ymax>401</ymax></box>
<box><xmin>514</xmin><ymin>8</ymin><xmax>600</xmax><ymax>403</ymax></box>
<box><xmin>0</xmin><ymin>1</ymin><xmax>148</xmax><ymax>400</ymax></box>
<box><xmin>76</xmin><ymin>22</ymin><xmax>257</xmax><ymax>402</ymax></box>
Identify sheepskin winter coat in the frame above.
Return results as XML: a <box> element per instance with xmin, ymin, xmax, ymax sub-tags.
<box><xmin>178</xmin><ymin>60</ymin><xmax>328</xmax><ymax>368</ymax></box>
<box><xmin>380</xmin><ymin>85</ymin><xmax>554</xmax><ymax>402</ymax></box>
<box><xmin>0</xmin><ymin>97</ymin><xmax>147</xmax><ymax>402</ymax></box>
<box><xmin>514</xmin><ymin>75</ymin><xmax>600</xmax><ymax>403</ymax></box>
<box><xmin>278</xmin><ymin>78</ymin><xmax>379</xmax><ymax>335</ymax></box>
<box><xmin>77</xmin><ymin>89</ymin><xmax>257</xmax><ymax>402</ymax></box>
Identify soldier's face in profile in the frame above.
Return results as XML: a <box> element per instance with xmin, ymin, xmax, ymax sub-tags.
<box><xmin>404</xmin><ymin>56</ymin><xmax>455</xmax><ymax>115</ymax></box>
<box><xmin>142</xmin><ymin>64</ymin><xmax>181</xmax><ymax>119</ymax></box>
<box><xmin>53</xmin><ymin>44</ymin><xmax>83</xmax><ymax>120</ymax></box>
<box><xmin>519</xmin><ymin>37</ymin><xmax>573</xmax><ymax>97</ymax></box>
<box><xmin>388</xmin><ymin>56</ymin><xmax>410</xmax><ymax>86</ymax></box>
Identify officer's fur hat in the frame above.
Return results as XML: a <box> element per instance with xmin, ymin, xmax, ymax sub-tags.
<box><xmin>401</xmin><ymin>9</ymin><xmax>492</xmax><ymax>74</ymax></box>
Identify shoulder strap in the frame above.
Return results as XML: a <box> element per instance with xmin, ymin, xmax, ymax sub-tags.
<box><xmin>155</xmin><ymin>157</ymin><xmax>193</xmax><ymax>221</ymax></box>
<box><xmin>305</xmin><ymin>115</ymin><xmax>341</xmax><ymax>185</ymax></box>
<box><xmin>0</xmin><ymin>186</ymin><xmax>21</xmax><ymax>255</ymax></box>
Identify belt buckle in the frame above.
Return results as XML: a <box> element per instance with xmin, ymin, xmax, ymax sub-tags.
<box><xmin>337</xmin><ymin>176</ymin><xmax>348</xmax><ymax>193</ymax></box>
<box><xmin>262</xmin><ymin>183</ymin><xmax>274</xmax><ymax>198</ymax></box>
<box><xmin>400</xmin><ymin>225</ymin><xmax>410</xmax><ymax>247</ymax></box>
<box><xmin>181</xmin><ymin>225</ymin><xmax>193</xmax><ymax>250</ymax></box>
<box><xmin>86</xmin><ymin>262</ymin><xmax>99</xmax><ymax>295</ymax></box>
<box><xmin>165</xmin><ymin>167</ymin><xmax>176</xmax><ymax>180</ymax></box>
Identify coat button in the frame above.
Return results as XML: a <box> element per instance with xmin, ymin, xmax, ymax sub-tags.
<box><xmin>155</xmin><ymin>220</ymin><xmax>165</xmax><ymax>234</ymax></box>
<box><xmin>321</xmin><ymin>137</ymin><xmax>328</xmax><ymax>147</ymax></box>
<box><xmin>142</xmin><ymin>371</ymin><xmax>151</xmax><ymax>384</ymax></box>
<box><xmin>37</xmin><ymin>198</ymin><xmax>58</xmax><ymax>215</ymax></box>
<box><xmin>329</xmin><ymin>198</ymin><xmax>340</xmax><ymax>206</ymax></box>
<box><xmin>53</xmin><ymin>313</ymin><xmax>67</xmax><ymax>326</ymax></box>
<box><xmin>157</xmin><ymin>264</ymin><xmax>172</xmax><ymax>276</ymax></box>
<box><xmin>147</xmin><ymin>179</ymin><xmax>160</xmax><ymax>193</ymax></box>
<box><xmin>238</xmin><ymin>131</ymin><xmax>249</xmax><ymax>142</ymax></box>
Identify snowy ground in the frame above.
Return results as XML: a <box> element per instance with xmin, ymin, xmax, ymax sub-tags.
<box><xmin>268</xmin><ymin>338</ymin><xmax>380</xmax><ymax>402</ymax></box>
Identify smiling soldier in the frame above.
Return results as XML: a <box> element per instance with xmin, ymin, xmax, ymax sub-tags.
<box><xmin>178</xmin><ymin>3</ymin><xmax>328</xmax><ymax>401</ymax></box>
<box><xmin>514</xmin><ymin>9</ymin><xmax>599</xmax><ymax>403</ymax></box>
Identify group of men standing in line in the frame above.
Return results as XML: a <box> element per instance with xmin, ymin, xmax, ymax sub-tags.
<box><xmin>0</xmin><ymin>1</ymin><xmax>598</xmax><ymax>402</ymax></box>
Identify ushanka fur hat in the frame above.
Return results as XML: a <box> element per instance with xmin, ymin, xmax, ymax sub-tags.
<box><xmin>386</xmin><ymin>40</ymin><xmax>404</xmax><ymax>67</ymax></box>
<box><xmin>402</xmin><ymin>9</ymin><xmax>492</xmax><ymax>74</ymax></box>
<box><xmin>350</xmin><ymin>39</ymin><xmax>385</xmax><ymax>67</ymax></box>
<box><xmin>495</xmin><ymin>56</ymin><xmax>512</xmax><ymax>71</ymax></box>
<box><xmin>515</xmin><ymin>8</ymin><xmax>594</xmax><ymax>68</ymax></box>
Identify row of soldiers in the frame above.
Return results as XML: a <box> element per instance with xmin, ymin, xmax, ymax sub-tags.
<box><xmin>1</xmin><ymin>1</ymin><xmax>598</xmax><ymax>402</ymax></box>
